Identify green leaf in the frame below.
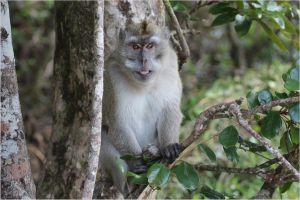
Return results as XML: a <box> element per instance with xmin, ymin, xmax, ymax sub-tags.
<box><xmin>257</xmin><ymin>90</ymin><xmax>273</xmax><ymax>105</ymax></box>
<box><xmin>127</xmin><ymin>172</ymin><xmax>148</xmax><ymax>185</ymax></box>
<box><xmin>198</xmin><ymin>144</ymin><xmax>216</xmax><ymax>162</ymax></box>
<box><xmin>211</xmin><ymin>12</ymin><xmax>238</xmax><ymax>26</ymax></box>
<box><xmin>280</xmin><ymin>131</ymin><xmax>294</xmax><ymax>153</ymax></box>
<box><xmin>275</xmin><ymin>91</ymin><xmax>288</xmax><ymax>99</ymax></box>
<box><xmin>219</xmin><ymin>126</ymin><xmax>239</xmax><ymax>147</ymax></box>
<box><xmin>246</xmin><ymin>91</ymin><xmax>259</xmax><ymax>109</ymax></box>
<box><xmin>188</xmin><ymin>16</ymin><xmax>200</xmax><ymax>22</ymax></box>
<box><xmin>235</xmin><ymin>15</ymin><xmax>252</xmax><ymax>36</ymax></box>
<box><xmin>257</xmin><ymin>20</ymin><xmax>288</xmax><ymax>51</ymax></box>
<box><xmin>273</xmin><ymin>16</ymin><xmax>285</xmax><ymax>29</ymax></box>
<box><xmin>285</xmin><ymin>79</ymin><xmax>300</xmax><ymax>91</ymax></box>
<box><xmin>289</xmin><ymin>103</ymin><xmax>300</xmax><ymax>123</ymax></box>
<box><xmin>209</xmin><ymin>2</ymin><xmax>234</xmax><ymax>14</ymax></box>
<box><xmin>280</xmin><ymin>182</ymin><xmax>293</xmax><ymax>193</ymax></box>
<box><xmin>283</xmin><ymin>67</ymin><xmax>300</xmax><ymax>91</ymax></box>
<box><xmin>290</xmin><ymin>127</ymin><xmax>299</xmax><ymax>144</ymax></box>
<box><xmin>200</xmin><ymin>185</ymin><xmax>225</xmax><ymax>199</ymax></box>
<box><xmin>172</xmin><ymin>3</ymin><xmax>187</xmax><ymax>13</ymax></box>
<box><xmin>283</xmin><ymin>16</ymin><xmax>297</xmax><ymax>34</ymax></box>
<box><xmin>223</xmin><ymin>146</ymin><xmax>239</xmax><ymax>162</ymax></box>
<box><xmin>235</xmin><ymin>1</ymin><xmax>244</xmax><ymax>9</ymax></box>
<box><xmin>241</xmin><ymin>140</ymin><xmax>267</xmax><ymax>152</ymax></box>
<box><xmin>172</xmin><ymin>161</ymin><xmax>199</xmax><ymax>190</ymax></box>
<box><xmin>261</xmin><ymin>111</ymin><xmax>282</xmax><ymax>139</ymax></box>
<box><xmin>147</xmin><ymin>163</ymin><xmax>170</xmax><ymax>188</ymax></box>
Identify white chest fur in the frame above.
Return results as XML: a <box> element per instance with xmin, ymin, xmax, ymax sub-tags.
<box><xmin>111</xmin><ymin>68</ymin><xmax>181</xmax><ymax>149</ymax></box>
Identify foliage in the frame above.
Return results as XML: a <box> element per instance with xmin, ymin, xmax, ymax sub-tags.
<box><xmin>124</xmin><ymin>1</ymin><xmax>299</xmax><ymax>198</ymax></box>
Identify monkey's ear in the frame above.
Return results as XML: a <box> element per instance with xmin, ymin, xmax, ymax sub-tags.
<box><xmin>119</xmin><ymin>29</ymin><xmax>126</xmax><ymax>42</ymax></box>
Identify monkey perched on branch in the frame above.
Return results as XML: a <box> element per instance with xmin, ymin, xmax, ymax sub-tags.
<box><xmin>99</xmin><ymin>21</ymin><xmax>182</xmax><ymax>193</ymax></box>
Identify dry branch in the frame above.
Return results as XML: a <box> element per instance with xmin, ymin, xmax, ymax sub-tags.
<box><xmin>250</xmin><ymin>96</ymin><xmax>300</xmax><ymax>114</ymax></box>
<box><xmin>229</xmin><ymin>102</ymin><xmax>300</xmax><ymax>181</ymax></box>
<box><xmin>181</xmin><ymin>98</ymin><xmax>243</xmax><ymax>149</ymax></box>
<box><xmin>163</xmin><ymin>0</ymin><xmax>190</xmax><ymax>69</ymax></box>
<box><xmin>195</xmin><ymin>164</ymin><xmax>268</xmax><ymax>178</ymax></box>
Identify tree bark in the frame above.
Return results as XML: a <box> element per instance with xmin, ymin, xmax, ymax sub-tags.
<box><xmin>38</xmin><ymin>1</ymin><xmax>104</xmax><ymax>198</ymax></box>
<box><xmin>1</xmin><ymin>0</ymin><xmax>36</xmax><ymax>198</ymax></box>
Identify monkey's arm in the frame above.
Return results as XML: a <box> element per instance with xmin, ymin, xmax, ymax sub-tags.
<box><xmin>109</xmin><ymin>126</ymin><xmax>143</xmax><ymax>155</ymax></box>
<box><xmin>157</xmin><ymin>103</ymin><xmax>182</xmax><ymax>162</ymax></box>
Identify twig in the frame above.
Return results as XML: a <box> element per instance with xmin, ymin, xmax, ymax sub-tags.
<box><xmin>195</xmin><ymin>164</ymin><xmax>268</xmax><ymax>178</ymax></box>
<box><xmin>250</xmin><ymin>96</ymin><xmax>300</xmax><ymax>114</ymax></box>
<box><xmin>229</xmin><ymin>102</ymin><xmax>300</xmax><ymax>181</ymax></box>
<box><xmin>163</xmin><ymin>0</ymin><xmax>190</xmax><ymax>69</ymax></box>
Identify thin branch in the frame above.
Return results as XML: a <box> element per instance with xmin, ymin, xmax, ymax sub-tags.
<box><xmin>195</xmin><ymin>164</ymin><xmax>268</xmax><ymax>178</ymax></box>
<box><xmin>163</xmin><ymin>0</ymin><xmax>190</xmax><ymax>69</ymax></box>
<box><xmin>250</xmin><ymin>96</ymin><xmax>300</xmax><ymax>114</ymax></box>
<box><xmin>229</xmin><ymin>102</ymin><xmax>300</xmax><ymax>181</ymax></box>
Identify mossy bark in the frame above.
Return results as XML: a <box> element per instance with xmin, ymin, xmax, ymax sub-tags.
<box><xmin>38</xmin><ymin>1</ymin><xmax>104</xmax><ymax>198</ymax></box>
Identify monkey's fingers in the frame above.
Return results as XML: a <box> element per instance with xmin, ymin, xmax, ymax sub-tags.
<box><xmin>161</xmin><ymin>143</ymin><xmax>181</xmax><ymax>163</ymax></box>
<box><xmin>131</xmin><ymin>165</ymin><xmax>148</xmax><ymax>174</ymax></box>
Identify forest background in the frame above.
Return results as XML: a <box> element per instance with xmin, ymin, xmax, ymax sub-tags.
<box><xmin>8</xmin><ymin>1</ymin><xmax>299</xmax><ymax>199</ymax></box>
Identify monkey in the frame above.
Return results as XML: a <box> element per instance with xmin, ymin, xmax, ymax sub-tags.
<box><xmin>99</xmin><ymin>21</ymin><xmax>183</xmax><ymax>194</ymax></box>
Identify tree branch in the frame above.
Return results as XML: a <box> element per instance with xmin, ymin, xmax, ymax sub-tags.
<box><xmin>181</xmin><ymin>98</ymin><xmax>243</xmax><ymax>149</ymax></box>
<box><xmin>229</xmin><ymin>102</ymin><xmax>300</xmax><ymax>181</ymax></box>
<box><xmin>163</xmin><ymin>0</ymin><xmax>190</xmax><ymax>69</ymax></box>
<box><xmin>250</xmin><ymin>96</ymin><xmax>300</xmax><ymax>114</ymax></box>
<box><xmin>195</xmin><ymin>164</ymin><xmax>268</xmax><ymax>178</ymax></box>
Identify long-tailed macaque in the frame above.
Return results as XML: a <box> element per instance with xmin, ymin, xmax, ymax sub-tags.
<box><xmin>100</xmin><ymin>21</ymin><xmax>182</xmax><ymax>193</ymax></box>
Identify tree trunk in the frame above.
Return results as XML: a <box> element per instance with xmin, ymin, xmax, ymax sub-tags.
<box><xmin>38</xmin><ymin>1</ymin><xmax>104</xmax><ymax>198</ymax></box>
<box><xmin>1</xmin><ymin>0</ymin><xmax>36</xmax><ymax>198</ymax></box>
<box><xmin>38</xmin><ymin>0</ymin><xmax>164</xmax><ymax>198</ymax></box>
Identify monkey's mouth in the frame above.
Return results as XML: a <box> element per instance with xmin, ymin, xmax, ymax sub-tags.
<box><xmin>135</xmin><ymin>70</ymin><xmax>153</xmax><ymax>78</ymax></box>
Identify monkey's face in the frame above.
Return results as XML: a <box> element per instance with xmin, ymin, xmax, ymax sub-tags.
<box><xmin>119</xmin><ymin>28</ymin><xmax>169</xmax><ymax>82</ymax></box>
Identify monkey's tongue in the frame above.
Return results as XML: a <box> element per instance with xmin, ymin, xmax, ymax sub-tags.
<box><xmin>139</xmin><ymin>70</ymin><xmax>151</xmax><ymax>75</ymax></box>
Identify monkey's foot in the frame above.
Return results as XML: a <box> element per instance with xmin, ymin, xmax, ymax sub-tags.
<box><xmin>160</xmin><ymin>143</ymin><xmax>181</xmax><ymax>163</ymax></box>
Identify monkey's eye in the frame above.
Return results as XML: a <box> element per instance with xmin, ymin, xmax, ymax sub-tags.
<box><xmin>132</xmin><ymin>44</ymin><xmax>140</xmax><ymax>50</ymax></box>
<box><xmin>146</xmin><ymin>43</ymin><xmax>154</xmax><ymax>49</ymax></box>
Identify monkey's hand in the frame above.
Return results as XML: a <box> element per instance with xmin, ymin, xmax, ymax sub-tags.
<box><xmin>160</xmin><ymin>143</ymin><xmax>181</xmax><ymax>163</ymax></box>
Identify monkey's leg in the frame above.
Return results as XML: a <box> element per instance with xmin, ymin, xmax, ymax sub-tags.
<box><xmin>100</xmin><ymin>134</ymin><xmax>128</xmax><ymax>193</ymax></box>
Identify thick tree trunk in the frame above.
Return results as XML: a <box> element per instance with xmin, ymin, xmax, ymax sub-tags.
<box><xmin>38</xmin><ymin>1</ymin><xmax>104</xmax><ymax>198</ymax></box>
<box><xmin>1</xmin><ymin>0</ymin><xmax>36</xmax><ymax>198</ymax></box>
